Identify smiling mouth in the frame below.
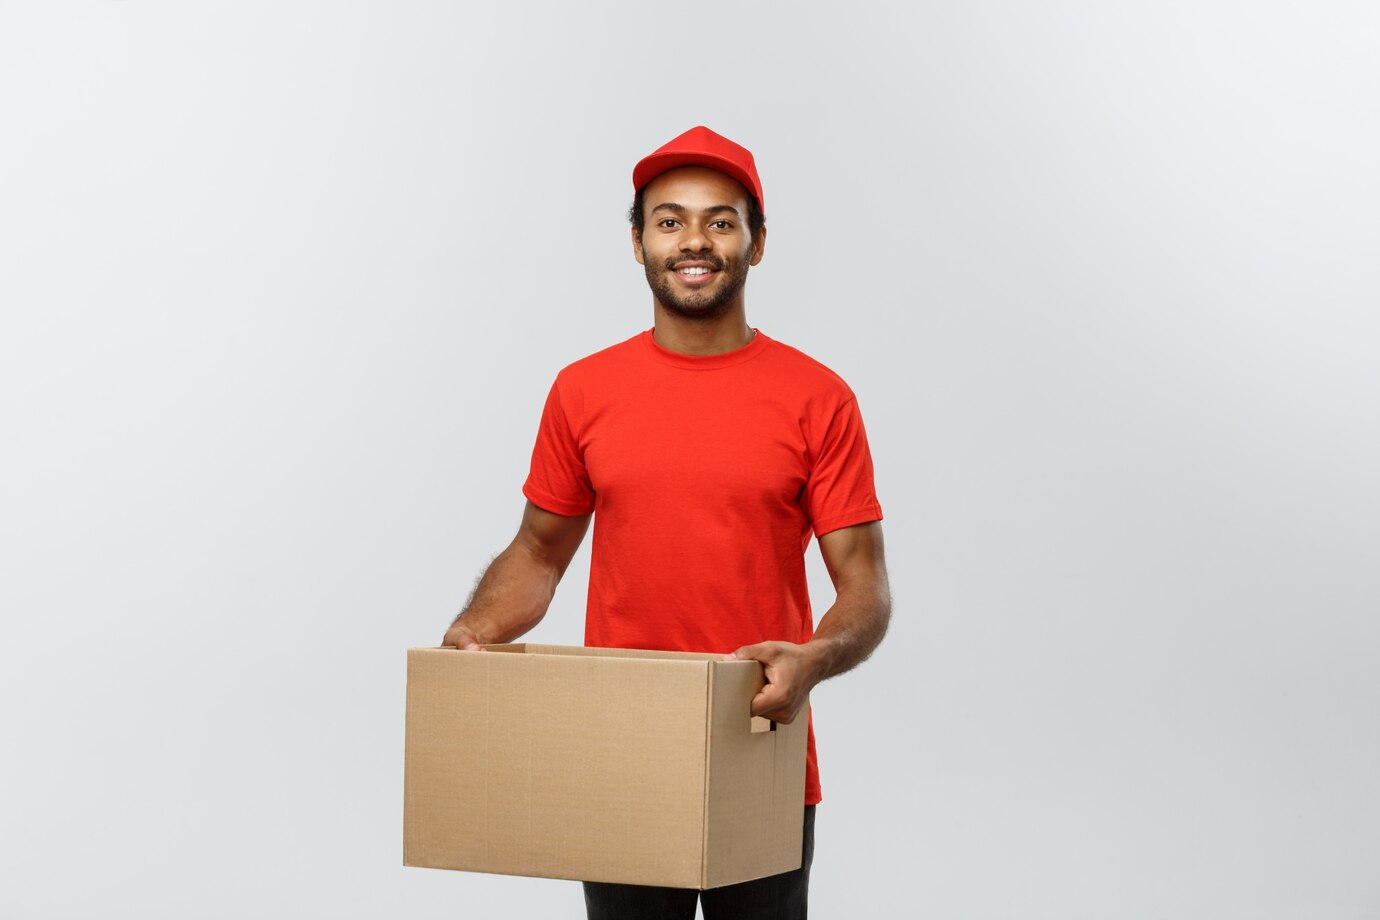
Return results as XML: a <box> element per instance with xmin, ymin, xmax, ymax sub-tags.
<box><xmin>671</xmin><ymin>262</ymin><xmax>721</xmax><ymax>284</ymax></box>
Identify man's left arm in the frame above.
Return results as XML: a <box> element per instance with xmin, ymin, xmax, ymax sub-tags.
<box><xmin>727</xmin><ymin>521</ymin><xmax>891</xmax><ymax>723</ymax></box>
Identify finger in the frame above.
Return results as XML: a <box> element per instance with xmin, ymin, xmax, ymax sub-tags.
<box><xmin>750</xmin><ymin>685</ymin><xmax>786</xmax><ymax>717</ymax></box>
<box><xmin>725</xmin><ymin>642</ymin><xmax>776</xmax><ymax>662</ymax></box>
<box><xmin>753</xmin><ymin>702</ymin><xmax>796</xmax><ymax>724</ymax></box>
<box><xmin>442</xmin><ymin>629</ymin><xmax>484</xmax><ymax>651</ymax></box>
<box><xmin>753</xmin><ymin>694</ymin><xmax>802</xmax><ymax>724</ymax></box>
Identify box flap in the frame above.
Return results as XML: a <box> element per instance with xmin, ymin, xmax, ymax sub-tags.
<box><xmin>494</xmin><ymin>644</ymin><xmax>727</xmax><ymax>663</ymax></box>
<box><xmin>700</xmin><ymin>660</ymin><xmax>808</xmax><ymax>888</ymax></box>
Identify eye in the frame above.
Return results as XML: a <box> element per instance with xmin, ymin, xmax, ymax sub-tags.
<box><xmin>710</xmin><ymin>220</ymin><xmax>733</xmax><ymax>230</ymax></box>
<box><xmin>658</xmin><ymin>218</ymin><xmax>681</xmax><ymax>229</ymax></box>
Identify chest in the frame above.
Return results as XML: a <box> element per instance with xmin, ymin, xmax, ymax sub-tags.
<box><xmin>577</xmin><ymin>377</ymin><xmax>811</xmax><ymax>507</ymax></box>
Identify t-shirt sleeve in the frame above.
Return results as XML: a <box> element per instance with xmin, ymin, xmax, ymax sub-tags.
<box><xmin>522</xmin><ymin>379</ymin><xmax>596</xmax><ymax>516</ymax></box>
<box><xmin>804</xmin><ymin>395</ymin><xmax>884</xmax><ymax>536</ymax></box>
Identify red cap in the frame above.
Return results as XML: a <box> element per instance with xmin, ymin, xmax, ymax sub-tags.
<box><xmin>632</xmin><ymin>125</ymin><xmax>764</xmax><ymax>211</ymax></box>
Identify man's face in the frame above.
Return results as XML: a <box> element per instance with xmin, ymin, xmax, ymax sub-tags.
<box><xmin>632</xmin><ymin>166</ymin><xmax>765</xmax><ymax>321</ymax></box>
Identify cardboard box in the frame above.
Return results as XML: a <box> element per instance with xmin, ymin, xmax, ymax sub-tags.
<box><xmin>404</xmin><ymin>643</ymin><xmax>808</xmax><ymax>889</ymax></box>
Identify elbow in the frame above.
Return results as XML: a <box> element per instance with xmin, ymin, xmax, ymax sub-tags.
<box><xmin>870</xmin><ymin>585</ymin><xmax>893</xmax><ymax>651</ymax></box>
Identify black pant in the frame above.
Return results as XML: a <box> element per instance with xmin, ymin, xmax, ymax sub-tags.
<box><xmin>583</xmin><ymin>805</ymin><xmax>816</xmax><ymax>920</ymax></box>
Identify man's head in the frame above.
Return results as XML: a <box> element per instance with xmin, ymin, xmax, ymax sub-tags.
<box><xmin>629</xmin><ymin>127</ymin><xmax>767</xmax><ymax>322</ymax></box>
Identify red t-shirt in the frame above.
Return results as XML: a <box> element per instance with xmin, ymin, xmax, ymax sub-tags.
<box><xmin>522</xmin><ymin>329</ymin><xmax>883</xmax><ymax>804</ymax></box>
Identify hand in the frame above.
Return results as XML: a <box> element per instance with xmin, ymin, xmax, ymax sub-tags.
<box><xmin>441</xmin><ymin>622</ymin><xmax>485</xmax><ymax>651</ymax></box>
<box><xmin>724</xmin><ymin>641</ymin><xmax>823</xmax><ymax>724</ymax></box>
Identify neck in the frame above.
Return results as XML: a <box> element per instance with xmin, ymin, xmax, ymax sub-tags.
<box><xmin>651</xmin><ymin>303</ymin><xmax>755</xmax><ymax>356</ymax></box>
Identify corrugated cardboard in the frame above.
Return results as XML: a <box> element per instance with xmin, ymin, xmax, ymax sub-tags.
<box><xmin>403</xmin><ymin>643</ymin><xmax>808</xmax><ymax>889</ymax></box>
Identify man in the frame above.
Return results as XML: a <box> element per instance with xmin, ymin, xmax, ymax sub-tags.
<box><xmin>442</xmin><ymin>126</ymin><xmax>891</xmax><ymax>920</ymax></box>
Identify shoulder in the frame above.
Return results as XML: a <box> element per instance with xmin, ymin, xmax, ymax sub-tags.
<box><xmin>551</xmin><ymin>332</ymin><xmax>646</xmax><ymax>388</ymax></box>
<box><xmin>758</xmin><ymin>334</ymin><xmax>858</xmax><ymax>402</ymax></box>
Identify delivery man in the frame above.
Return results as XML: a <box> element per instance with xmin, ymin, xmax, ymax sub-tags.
<box><xmin>442</xmin><ymin>125</ymin><xmax>892</xmax><ymax>920</ymax></box>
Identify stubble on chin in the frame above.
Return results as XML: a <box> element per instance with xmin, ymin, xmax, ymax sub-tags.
<box><xmin>644</xmin><ymin>261</ymin><xmax>750</xmax><ymax>322</ymax></box>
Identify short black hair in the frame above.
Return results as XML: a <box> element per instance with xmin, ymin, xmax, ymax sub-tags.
<box><xmin>628</xmin><ymin>185</ymin><xmax>765</xmax><ymax>241</ymax></box>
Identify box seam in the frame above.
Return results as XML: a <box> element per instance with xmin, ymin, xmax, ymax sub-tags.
<box><xmin>403</xmin><ymin>650</ymin><xmax>414</xmax><ymax>865</ymax></box>
<box><xmin>699</xmin><ymin>660</ymin><xmax>715</xmax><ymax>889</ymax></box>
<box><xmin>483</xmin><ymin>651</ymin><xmax>492</xmax><ymax>866</ymax></box>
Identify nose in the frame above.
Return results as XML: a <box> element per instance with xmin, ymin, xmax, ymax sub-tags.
<box><xmin>680</xmin><ymin>224</ymin><xmax>711</xmax><ymax>252</ymax></box>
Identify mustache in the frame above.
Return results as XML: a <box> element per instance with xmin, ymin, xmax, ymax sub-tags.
<box><xmin>662</xmin><ymin>255</ymin><xmax>725</xmax><ymax>270</ymax></box>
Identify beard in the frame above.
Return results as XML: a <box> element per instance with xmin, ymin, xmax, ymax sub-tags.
<box><xmin>644</xmin><ymin>252</ymin><xmax>751</xmax><ymax>322</ymax></box>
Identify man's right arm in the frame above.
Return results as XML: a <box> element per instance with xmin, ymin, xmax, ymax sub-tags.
<box><xmin>441</xmin><ymin>500</ymin><xmax>591</xmax><ymax>649</ymax></box>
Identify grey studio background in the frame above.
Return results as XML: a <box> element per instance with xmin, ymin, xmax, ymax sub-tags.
<box><xmin>1</xmin><ymin>2</ymin><xmax>1376</xmax><ymax>918</ymax></box>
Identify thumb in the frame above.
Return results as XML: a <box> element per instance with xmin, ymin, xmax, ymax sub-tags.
<box><xmin>724</xmin><ymin>642</ymin><xmax>769</xmax><ymax>662</ymax></box>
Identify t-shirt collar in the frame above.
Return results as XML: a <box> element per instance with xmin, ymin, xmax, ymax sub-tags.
<box><xmin>639</xmin><ymin>327</ymin><xmax>771</xmax><ymax>370</ymax></box>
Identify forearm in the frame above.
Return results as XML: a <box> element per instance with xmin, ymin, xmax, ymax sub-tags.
<box><xmin>726</xmin><ymin>577</ymin><xmax>890</xmax><ymax>723</ymax></box>
<box><xmin>720</xmin><ymin>521</ymin><xmax>890</xmax><ymax>722</ymax></box>
<box><xmin>451</xmin><ymin>543</ymin><xmax>563</xmax><ymax>644</ymax></box>
<box><xmin>804</xmin><ymin>577</ymin><xmax>891</xmax><ymax>682</ymax></box>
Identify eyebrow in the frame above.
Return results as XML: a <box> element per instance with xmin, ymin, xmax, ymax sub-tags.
<box><xmin>649</xmin><ymin>203</ymin><xmax>742</xmax><ymax>218</ymax></box>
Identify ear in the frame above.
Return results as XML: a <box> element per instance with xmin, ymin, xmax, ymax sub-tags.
<box><xmin>631</xmin><ymin>225</ymin><xmax>645</xmax><ymax>265</ymax></box>
<box><xmin>749</xmin><ymin>225</ymin><xmax>767</xmax><ymax>266</ymax></box>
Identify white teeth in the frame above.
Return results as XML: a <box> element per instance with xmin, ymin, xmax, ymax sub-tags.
<box><xmin>679</xmin><ymin>267</ymin><xmax>710</xmax><ymax>275</ymax></box>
